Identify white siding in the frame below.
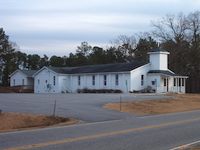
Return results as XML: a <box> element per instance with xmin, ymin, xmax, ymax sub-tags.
<box><xmin>10</xmin><ymin>71</ymin><xmax>28</xmax><ymax>87</ymax></box>
<box><xmin>34</xmin><ymin>68</ymin><xmax>67</xmax><ymax>93</ymax></box>
<box><xmin>147</xmin><ymin>75</ymin><xmax>161</xmax><ymax>92</ymax></box>
<box><xmin>160</xmin><ymin>54</ymin><xmax>168</xmax><ymax>70</ymax></box>
<box><xmin>149</xmin><ymin>52</ymin><xmax>168</xmax><ymax>70</ymax></box>
<box><xmin>70</xmin><ymin>73</ymin><xmax>130</xmax><ymax>93</ymax></box>
<box><xmin>58</xmin><ymin>75</ymin><xmax>69</xmax><ymax>93</ymax></box>
<box><xmin>130</xmin><ymin>64</ymin><xmax>151</xmax><ymax>91</ymax></box>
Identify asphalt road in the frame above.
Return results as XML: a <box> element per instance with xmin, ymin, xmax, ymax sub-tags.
<box><xmin>0</xmin><ymin>93</ymin><xmax>200</xmax><ymax>150</ymax></box>
<box><xmin>1</xmin><ymin>110</ymin><xmax>200</xmax><ymax>150</ymax></box>
<box><xmin>0</xmin><ymin>93</ymin><xmax>168</xmax><ymax>122</ymax></box>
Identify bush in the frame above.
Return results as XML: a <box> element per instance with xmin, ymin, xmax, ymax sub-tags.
<box><xmin>77</xmin><ymin>88</ymin><xmax>122</xmax><ymax>93</ymax></box>
<box><xmin>130</xmin><ymin>86</ymin><xmax>155</xmax><ymax>93</ymax></box>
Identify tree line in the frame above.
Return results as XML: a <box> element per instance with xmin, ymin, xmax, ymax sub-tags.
<box><xmin>0</xmin><ymin>32</ymin><xmax>158</xmax><ymax>86</ymax></box>
<box><xmin>0</xmin><ymin>11</ymin><xmax>200</xmax><ymax>92</ymax></box>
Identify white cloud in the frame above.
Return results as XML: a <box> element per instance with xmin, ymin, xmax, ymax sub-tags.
<box><xmin>0</xmin><ymin>0</ymin><xmax>200</xmax><ymax>56</ymax></box>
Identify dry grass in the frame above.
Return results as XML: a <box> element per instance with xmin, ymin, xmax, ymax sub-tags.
<box><xmin>0</xmin><ymin>112</ymin><xmax>77</xmax><ymax>132</ymax></box>
<box><xmin>189</xmin><ymin>147</ymin><xmax>200</xmax><ymax>150</ymax></box>
<box><xmin>183</xmin><ymin>145</ymin><xmax>200</xmax><ymax>150</ymax></box>
<box><xmin>104</xmin><ymin>94</ymin><xmax>200</xmax><ymax>115</ymax></box>
<box><xmin>0</xmin><ymin>86</ymin><xmax>33</xmax><ymax>93</ymax></box>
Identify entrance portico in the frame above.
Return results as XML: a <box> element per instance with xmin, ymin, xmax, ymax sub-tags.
<box><xmin>148</xmin><ymin>70</ymin><xmax>188</xmax><ymax>93</ymax></box>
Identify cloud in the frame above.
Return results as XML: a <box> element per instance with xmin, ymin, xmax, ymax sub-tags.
<box><xmin>3</xmin><ymin>12</ymin><xmax>156</xmax><ymax>46</ymax></box>
<box><xmin>0</xmin><ymin>0</ymin><xmax>200</xmax><ymax>56</ymax></box>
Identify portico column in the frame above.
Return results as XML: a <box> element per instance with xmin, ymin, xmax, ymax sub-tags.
<box><xmin>177</xmin><ymin>78</ymin><xmax>179</xmax><ymax>92</ymax></box>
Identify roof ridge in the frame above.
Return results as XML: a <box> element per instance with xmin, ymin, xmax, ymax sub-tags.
<box><xmin>149</xmin><ymin>48</ymin><xmax>169</xmax><ymax>53</ymax></box>
<box><xmin>47</xmin><ymin>61</ymin><xmax>146</xmax><ymax>74</ymax></box>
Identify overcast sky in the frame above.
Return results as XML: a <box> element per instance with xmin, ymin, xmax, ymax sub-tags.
<box><xmin>0</xmin><ymin>0</ymin><xmax>199</xmax><ymax>56</ymax></box>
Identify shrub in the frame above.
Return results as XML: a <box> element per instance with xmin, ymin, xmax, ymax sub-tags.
<box><xmin>77</xmin><ymin>88</ymin><xmax>122</xmax><ymax>93</ymax></box>
<box><xmin>130</xmin><ymin>86</ymin><xmax>155</xmax><ymax>93</ymax></box>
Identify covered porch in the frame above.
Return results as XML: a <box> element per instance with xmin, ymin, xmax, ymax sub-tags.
<box><xmin>148</xmin><ymin>70</ymin><xmax>188</xmax><ymax>93</ymax></box>
<box><xmin>158</xmin><ymin>76</ymin><xmax>187</xmax><ymax>93</ymax></box>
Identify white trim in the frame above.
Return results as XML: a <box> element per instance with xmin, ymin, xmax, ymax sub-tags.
<box><xmin>167</xmin><ymin>69</ymin><xmax>175</xmax><ymax>74</ymax></box>
<box><xmin>32</xmin><ymin>66</ymin><xmax>58</xmax><ymax>77</ymax></box>
<box><xmin>173</xmin><ymin>76</ymin><xmax>188</xmax><ymax>78</ymax></box>
<box><xmin>9</xmin><ymin>70</ymin><xmax>27</xmax><ymax>77</ymax></box>
<box><xmin>147</xmin><ymin>51</ymin><xmax>170</xmax><ymax>55</ymax></box>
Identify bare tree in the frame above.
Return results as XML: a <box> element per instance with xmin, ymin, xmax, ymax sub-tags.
<box><xmin>187</xmin><ymin>11</ymin><xmax>200</xmax><ymax>45</ymax></box>
<box><xmin>112</xmin><ymin>35</ymin><xmax>137</xmax><ymax>56</ymax></box>
<box><xmin>152</xmin><ymin>13</ymin><xmax>189</xmax><ymax>43</ymax></box>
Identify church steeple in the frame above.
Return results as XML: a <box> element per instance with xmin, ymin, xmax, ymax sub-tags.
<box><xmin>148</xmin><ymin>48</ymin><xmax>170</xmax><ymax>70</ymax></box>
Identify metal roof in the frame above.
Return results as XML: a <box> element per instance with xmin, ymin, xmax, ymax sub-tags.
<box><xmin>47</xmin><ymin>61</ymin><xmax>147</xmax><ymax>74</ymax></box>
<box><xmin>148</xmin><ymin>70</ymin><xmax>175</xmax><ymax>76</ymax></box>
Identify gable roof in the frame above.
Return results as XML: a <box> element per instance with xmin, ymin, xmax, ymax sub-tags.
<box><xmin>46</xmin><ymin>61</ymin><xmax>147</xmax><ymax>75</ymax></box>
<box><xmin>10</xmin><ymin>69</ymin><xmax>38</xmax><ymax>77</ymax></box>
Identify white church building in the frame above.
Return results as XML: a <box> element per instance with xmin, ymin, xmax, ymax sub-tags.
<box><xmin>10</xmin><ymin>48</ymin><xmax>188</xmax><ymax>93</ymax></box>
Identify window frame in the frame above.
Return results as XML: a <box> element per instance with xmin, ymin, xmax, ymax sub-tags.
<box><xmin>104</xmin><ymin>75</ymin><xmax>107</xmax><ymax>86</ymax></box>
<box><xmin>115</xmin><ymin>74</ymin><xmax>119</xmax><ymax>86</ymax></box>
<box><xmin>141</xmin><ymin>75</ymin><xmax>144</xmax><ymax>86</ymax></box>
<box><xmin>53</xmin><ymin>76</ymin><xmax>56</xmax><ymax>86</ymax></box>
<box><xmin>78</xmin><ymin>76</ymin><xmax>81</xmax><ymax>86</ymax></box>
<box><xmin>92</xmin><ymin>75</ymin><xmax>95</xmax><ymax>86</ymax></box>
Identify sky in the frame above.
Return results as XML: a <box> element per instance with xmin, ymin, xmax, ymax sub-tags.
<box><xmin>0</xmin><ymin>0</ymin><xmax>200</xmax><ymax>57</ymax></box>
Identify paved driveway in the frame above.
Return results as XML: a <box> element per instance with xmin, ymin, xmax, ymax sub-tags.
<box><xmin>0</xmin><ymin>93</ymin><xmax>168</xmax><ymax>122</ymax></box>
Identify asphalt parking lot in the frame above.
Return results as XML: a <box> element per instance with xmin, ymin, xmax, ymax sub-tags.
<box><xmin>0</xmin><ymin>93</ymin><xmax>168</xmax><ymax>122</ymax></box>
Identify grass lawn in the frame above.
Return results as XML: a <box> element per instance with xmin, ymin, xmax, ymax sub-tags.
<box><xmin>104</xmin><ymin>94</ymin><xmax>200</xmax><ymax>115</ymax></box>
<box><xmin>0</xmin><ymin>112</ymin><xmax>77</xmax><ymax>132</ymax></box>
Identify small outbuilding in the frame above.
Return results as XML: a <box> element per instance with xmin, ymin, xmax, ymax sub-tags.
<box><xmin>10</xmin><ymin>70</ymin><xmax>37</xmax><ymax>89</ymax></box>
